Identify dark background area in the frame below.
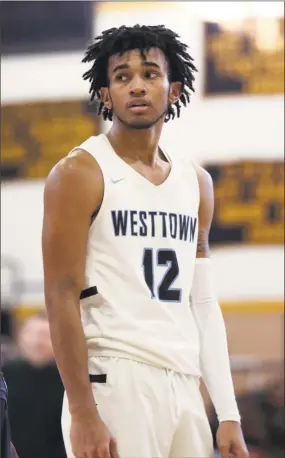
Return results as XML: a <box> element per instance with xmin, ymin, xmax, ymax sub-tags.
<box><xmin>0</xmin><ymin>1</ymin><xmax>93</xmax><ymax>55</ymax></box>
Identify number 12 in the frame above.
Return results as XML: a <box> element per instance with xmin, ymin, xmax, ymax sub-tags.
<box><xmin>142</xmin><ymin>248</ymin><xmax>181</xmax><ymax>302</ymax></box>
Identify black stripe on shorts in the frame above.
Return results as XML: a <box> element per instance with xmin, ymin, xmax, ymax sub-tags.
<box><xmin>80</xmin><ymin>286</ymin><xmax>98</xmax><ymax>300</ymax></box>
<box><xmin>89</xmin><ymin>374</ymin><xmax>107</xmax><ymax>383</ymax></box>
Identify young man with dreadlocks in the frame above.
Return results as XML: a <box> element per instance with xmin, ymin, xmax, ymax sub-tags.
<box><xmin>42</xmin><ymin>25</ymin><xmax>249</xmax><ymax>458</ymax></box>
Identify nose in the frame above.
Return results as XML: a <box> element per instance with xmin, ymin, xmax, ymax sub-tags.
<box><xmin>129</xmin><ymin>75</ymin><xmax>146</xmax><ymax>97</ymax></box>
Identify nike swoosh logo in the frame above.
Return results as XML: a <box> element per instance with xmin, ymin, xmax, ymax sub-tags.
<box><xmin>111</xmin><ymin>178</ymin><xmax>125</xmax><ymax>184</ymax></box>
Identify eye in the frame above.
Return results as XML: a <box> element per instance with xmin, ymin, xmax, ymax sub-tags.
<box><xmin>145</xmin><ymin>71</ymin><xmax>159</xmax><ymax>79</ymax></box>
<box><xmin>115</xmin><ymin>73</ymin><xmax>129</xmax><ymax>82</ymax></box>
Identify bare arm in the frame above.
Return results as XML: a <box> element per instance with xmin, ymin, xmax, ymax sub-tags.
<box><xmin>42</xmin><ymin>150</ymin><xmax>103</xmax><ymax>416</ymax></box>
<box><xmin>195</xmin><ymin>165</ymin><xmax>214</xmax><ymax>258</ymax></box>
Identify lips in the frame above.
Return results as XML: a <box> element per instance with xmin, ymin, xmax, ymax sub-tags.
<box><xmin>129</xmin><ymin>105</ymin><xmax>149</xmax><ymax>114</ymax></box>
<box><xmin>128</xmin><ymin>99</ymin><xmax>150</xmax><ymax>108</ymax></box>
<box><xmin>127</xmin><ymin>99</ymin><xmax>150</xmax><ymax>114</ymax></box>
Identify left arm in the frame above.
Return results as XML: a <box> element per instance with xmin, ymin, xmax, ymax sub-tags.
<box><xmin>191</xmin><ymin>166</ymin><xmax>249</xmax><ymax>458</ymax></box>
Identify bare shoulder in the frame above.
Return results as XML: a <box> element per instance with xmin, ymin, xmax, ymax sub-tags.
<box><xmin>192</xmin><ymin>163</ymin><xmax>214</xmax><ymax>198</ymax></box>
<box><xmin>44</xmin><ymin>148</ymin><xmax>104</xmax><ymax>212</ymax></box>
<box><xmin>42</xmin><ymin>149</ymin><xmax>104</xmax><ymax>291</ymax></box>
<box><xmin>45</xmin><ymin>148</ymin><xmax>102</xmax><ymax>191</ymax></box>
<box><xmin>192</xmin><ymin>163</ymin><xmax>214</xmax><ymax>230</ymax></box>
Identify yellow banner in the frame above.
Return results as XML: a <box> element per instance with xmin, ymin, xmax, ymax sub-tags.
<box><xmin>204</xmin><ymin>16</ymin><xmax>284</xmax><ymax>96</ymax></box>
<box><xmin>204</xmin><ymin>160</ymin><xmax>284</xmax><ymax>245</ymax></box>
<box><xmin>1</xmin><ymin>100</ymin><xmax>101</xmax><ymax>180</ymax></box>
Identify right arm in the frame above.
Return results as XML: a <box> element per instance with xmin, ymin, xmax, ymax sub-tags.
<box><xmin>42</xmin><ymin>150</ymin><xmax>103</xmax><ymax>416</ymax></box>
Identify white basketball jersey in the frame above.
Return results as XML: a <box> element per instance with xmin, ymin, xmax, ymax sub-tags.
<box><xmin>74</xmin><ymin>134</ymin><xmax>201</xmax><ymax>376</ymax></box>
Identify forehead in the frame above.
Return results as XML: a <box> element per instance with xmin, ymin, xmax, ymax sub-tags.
<box><xmin>108</xmin><ymin>47</ymin><xmax>168</xmax><ymax>73</ymax></box>
<box><xmin>24</xmin><ymin>317</ymin><xmax>48</xmax><ymax>331</ymax></box>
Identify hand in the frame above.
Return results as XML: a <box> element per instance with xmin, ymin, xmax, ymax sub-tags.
<box><xmin>216</xmin><ymin>421</ymin><xmax>249</xmax><ymax>458</ymax></box>
<box><xmin>11</xmin><ymin>443</ymin><xmax>19</xmax><ymax>458</ymax></box>
<box><xmin>70</xmin><ymin>409</ymin><xmax>119</xmax><ymax>458</ymax></box>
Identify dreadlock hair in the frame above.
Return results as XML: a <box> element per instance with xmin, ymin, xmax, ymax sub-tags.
<box><xmin>82</xmin><ymin>24</ymin><xmax>197</xmax><ymax>123</ymax></box>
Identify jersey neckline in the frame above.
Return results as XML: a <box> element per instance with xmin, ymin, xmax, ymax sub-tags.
<box><xmin>101</xmin><ymin>134</ymin><xmax>175</xmax><ymax>189</ymax></box>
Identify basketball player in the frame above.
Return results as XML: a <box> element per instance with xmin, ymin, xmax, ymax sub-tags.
<box><xmin>42</xmin><ymin>25</ymin><xmax>249</xmax><ymax>458</ymax></box>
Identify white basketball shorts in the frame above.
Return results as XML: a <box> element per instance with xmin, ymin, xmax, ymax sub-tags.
<box><xmin>61</xmin><ymin>357</ymin><xmax>214</xmax><ymax>458</ymax></box>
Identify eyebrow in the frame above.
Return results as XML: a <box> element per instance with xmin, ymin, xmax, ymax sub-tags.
<box><xmin>112</xmin><ymin>61</ymin><xmax>161</xmax><ymax>74</ymax></box>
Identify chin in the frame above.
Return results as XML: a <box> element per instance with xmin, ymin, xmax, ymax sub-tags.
<box><xmin>126</xmin><ymin>115</ymin><xmax>162</xmax><ymax>130</ymax></box>
<box><xmin>116</xmin><ymin>111</ymin><xmax>166</xmax><ymax>130</ymax></box>
<box><xmin>128</xmin><ymin>121</ymin><xmax>156</xmax><ymax>130</ymax></box>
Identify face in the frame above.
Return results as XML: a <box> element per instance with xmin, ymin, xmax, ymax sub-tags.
<box><xmin>18</xmin><ymin>316</ymin><xmax>54</xmax><ymax>366</ymax></box>
<box><xmin>101</xmin><ymin>48</ymin><xmax>181</xmax><ymax>130</ymax></box>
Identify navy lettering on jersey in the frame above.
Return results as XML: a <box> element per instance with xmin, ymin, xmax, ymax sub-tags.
<box><xmin>139</xmin><ymin>211</ymin><xmax>147</xmax><ymax>236</ymax></box>
<box><xmin>111</xmin><ymin>210</ymin><xmax>197</xmax><ymax>242</ymax></box>
<box><xmin>169</xmin><ymin>213</ymin><xmax>177</xmax><ymax>239</ymax></box>
<box><xmin>189</xmin><ymin>217</ymin><xmax>197</xmax><ymax>242</ymax></box>
<box><xmin>111</xmin><ymin>210</ymin><xmax>128</xmax><ymax>236</ymax></box>
<box><xmin>159</xmin><ymin>211</ymin><xmax>167</xmax><ymax>237</ymax></box>
<box><xmin>148</xmin><ymin>211</ymin><xmax>157</xmax><ymax>237</ymax></box>
<box><xmin>130</xmin><ymin>210</ymin><xmax>138</xmax><ymax>236</ymax></box>
<box><xmin>179</xmin><ymin>214</ymin><xmax>190</xmax><ymax>241</ymax></box>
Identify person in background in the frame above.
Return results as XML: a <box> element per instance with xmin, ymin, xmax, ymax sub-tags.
<box><xmin>2</xmin><ymin>312</ymin><xmax>66</xmax><ymax>458</ymax></box>
<box><xmin>0</xmin><ymin>372</ymin><xmax>18</xmax><ymax>458</ymax></box>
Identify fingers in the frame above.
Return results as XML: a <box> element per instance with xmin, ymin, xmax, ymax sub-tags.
<box><xmin>88</xmin><ymin>438</ymin><xmax>119</xmax><ymax>458</ymax></box>
<box><xmin>218</xmin><ymin>442</ymin><xmax>230</xmax><ymax>458</ymax></box>
<box><xmin>10</xmin><ymin>443</ymin><xmax>19</xmax><ymax>458</ymax></box>
<box><xmin>90</xmin><ymin>445</ymin><xmax>111</xmax><ymax>458</ymax></box>
<box><xmin>232</xmin><ymin>446</ymin><xmax>250</xmax><ymax>458</ymax></box>
<box><xmin>110</xmin><ymin>437</ymin><xmax>120</xmax><ymax>458</ymax></box>
<box><xmin>92</xmin><ymin>439</ymin><xmax>119</xmax><ymax>458</ymax></box>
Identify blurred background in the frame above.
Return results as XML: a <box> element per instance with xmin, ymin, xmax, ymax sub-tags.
<box><xmin>1</xmin><ymin>2</ymin><xmax>284</xmax><ymax>458</ymax></box>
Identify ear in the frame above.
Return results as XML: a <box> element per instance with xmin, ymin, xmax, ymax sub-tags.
<box><xmin>100</xmin><ymin>88</ymin><xmax>113</xmax><ymax>110</ymax></box>
<box><xmin>169</xmin><ymin>82</ymin><xmax>182</xmax><ymax>105</ymax></box>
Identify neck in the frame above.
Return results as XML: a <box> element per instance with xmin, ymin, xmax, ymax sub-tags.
<box><xmin>106</xmin><ymin>118</ymin><xmax>164</xmax><ymax>166</ymax></box>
